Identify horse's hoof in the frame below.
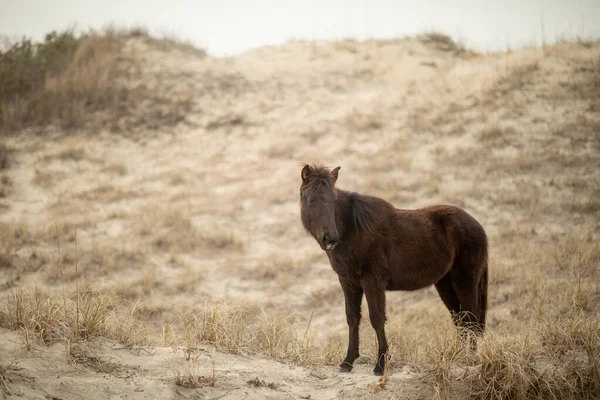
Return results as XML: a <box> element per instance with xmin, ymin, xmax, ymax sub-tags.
<box><xmin>373</xmin><ymin>367</ymin><xmax>384</xmax><ymax>376</ymax></box>
<box><xmin>339</xmin><ymin>362</ymin><xmax>353</xmax><ymax>373</ymax></box>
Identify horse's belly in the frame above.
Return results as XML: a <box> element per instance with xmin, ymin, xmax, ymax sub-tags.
<box><xmin>386</xmin><ymin>278</ymin><xmax>435</xmax><ymax>291</ymax></box>
<box><xmin>386</xmin><ymin>259</ymin><xmax>451</xmax><ymax>291</ymax></box>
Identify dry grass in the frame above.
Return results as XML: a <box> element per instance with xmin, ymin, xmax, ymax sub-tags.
<box><xmin>0</xmin><ymin>286</ymin><xmax>150</xmax><ymax>347</ymax></box>
<box><xmin>0</xmin><ymin>221</ymin><xmax>51</xmax><ymax>291</ymax></box>
<box><xmin>0</xmin><ymin>142</ymin><xmax>10</xmax><ymax>170</ymax></box>
<box><xmin>419</xmin><ymin>32</ymin><xmax>478</xmax><ymax>58</ymax></box>
<box><xmin>1</xmin><ymin>29</ymin><xmax>127</xmax><ymax>133</ymax></box>
<box><xmin>107</xmin><ymin>302</ymin><xmax>149</xmax><ymax>347</ymax></box>
<box><xmin>0</xmin><ymin>28</ymin><xmax>196</xmax><ymax>135</ymax></box>
<box><xmin>457</xmin><ymin>234</ymin><xmax>599</xmax><ymax>399</ymax></box>
<box><xmin>419</xmin><ymin>316</ymin><xmax>600</xmax><ymax>399</ymax></box>
<box><xmin>2</xmin><ymin>183</ymin><xmax>596</xmax><ymax>395</ymax></box>
<box><xmin>125</xmin><ymin>26</ymin><xmax>207</xmax><ymax>58</ymax></box>
<box><xmin>345</xmin><ymin>109</ymin><xmax>384</xmax><ymax>131</ymax></box>
<box><xmin>476</xmin><ymin>124</ymin><xmax>518</xmax><ymax>146</ymax></box>
<box><xmin>467</xmin><ymin>324</ymin><xmax>600</xmax><ymax>400</ymax></box>
<box><xmin>0</xmin><ymin>142</ymin><xmax>11</xmax><ymax>197</ymax></box>
<box><xmin>304</xmin><ymin>284</ymin><xmax>341</xmax><ymax>311</ymax></box>
<box><xmin>136</xmin><ymin>207</ymin><xmax>245</xmax><ymax>254</ymax></box>
<box><xmin>75</xmin><ymin>185</ymin><xmax>139</xmax><ymax>203</ymax></box>
<box><xmin>246</xmin><ymin>377</ymin><xmax>278</xmax><ymax>389</ymax></box>
<box><xmin>485</xmin><ymin>60</ymin><xmax>541</xmax><ymax>104</ymax></box>
<box><xmin>179</xmin><ymin>301</ymin><xmax>249</xmax><ymax>356</ymax></box>
<box><xmin>239</xmin><ymin>251</ymin><xmax>320</xmax><ymax>288</ymax></box>
<box><xmin>46</xmin><ymin>144</ymin><xmax>87</xmax><ymax>161</ymax></box>
<box><xmin>175</xmin><ymin>355</ymin><xmax>216</xmax><ymax>388</ymax></box>
<box><xmin>102</xmin><ymin>162</ymin><xmax>128</xmax><ymax>176</ymax></box>
<box><xmin>174</xmin><ymin>302</ymin><xmax>340</xmax><ymax>367</ymax></box>
<box><xmin>10</xmin><ymin>272</ymin><xmax>589</xmax><ymax>400</ymax></box>
<box><xmin>0</xmin><ymin>362</ymin><xmax>17</xmax><ymax>396</ymax></box>
<box><xmin>256</xmin><ymin>310</ymin><xmax>315</xmax><ymax>364</ymax></box>
<box><xmin>0</xmin><ymin>175</ymin><xmax>11</xmax><ymax>198</ymax></box>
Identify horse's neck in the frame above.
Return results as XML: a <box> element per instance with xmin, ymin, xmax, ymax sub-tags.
<box><xmin>334</xmin><ymin>189</ymin><xmax>353</xmax><ymax>238</ymax></box>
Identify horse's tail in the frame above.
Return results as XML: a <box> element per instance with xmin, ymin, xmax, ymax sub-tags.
<box><xmin>478</xmin><ymin>259</ymin><xmax>488</xmax><ymax>333</ymax></box>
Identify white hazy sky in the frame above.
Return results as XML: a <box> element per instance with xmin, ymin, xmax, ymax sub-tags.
<box><xmin>1</xmin><ymin>0</ymin><xmax>599</xmax><ymax>56</ymax></box>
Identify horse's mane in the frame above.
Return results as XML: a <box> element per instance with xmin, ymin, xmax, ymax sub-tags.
<box><xmin>348</xmin><ymin>192</ymin><xmax>395</xmax><ymax>234</ymax></box>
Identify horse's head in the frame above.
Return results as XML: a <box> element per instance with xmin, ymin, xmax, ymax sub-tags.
<box><xmin>299</xmin><ymin>164</ymin><xmax>341</xmax><ymax>251</ymax></box>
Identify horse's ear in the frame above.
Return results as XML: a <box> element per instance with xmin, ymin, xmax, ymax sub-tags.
<box><xmin>301</xmin><ymin>165</ymin><xmax>312</xmax><ymax>183</ymax></box>
<box><xmin>331</xmin><ymin>166</ymin><xmax>340</xmax><ymax>183</ymax></box>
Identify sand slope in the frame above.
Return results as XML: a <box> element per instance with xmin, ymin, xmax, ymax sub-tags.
<box><xmin>1</xmin><ymin>34</ymin><xmax>599</xmax><ymax>399</ymax></box>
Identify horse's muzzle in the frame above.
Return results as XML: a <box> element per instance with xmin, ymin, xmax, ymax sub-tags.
<box><xmin>321</xmin><ymin>234</ymin><xmax>339</xmax><ymax>251</ymax></box>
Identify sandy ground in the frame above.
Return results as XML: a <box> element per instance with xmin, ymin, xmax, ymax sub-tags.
<box><xmin>0</xmin><ymin>35</ymin><xmax>599</xmax><ymax>399</ymax></box>
<box><xmin>2</xmin><ymin>329</ymin><xmax>432</xmax><ymax>400</ymax></box>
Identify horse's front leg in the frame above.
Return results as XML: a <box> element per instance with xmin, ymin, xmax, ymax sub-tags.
<box><xmin>363</xmin><ymin>278</ymin><xmax>388</xmax><ymax>376</ymax></box>
<box><xmin>338</xmin><ymin>277</ymin><xmax>363</xmax><ymax>373</ymax></box>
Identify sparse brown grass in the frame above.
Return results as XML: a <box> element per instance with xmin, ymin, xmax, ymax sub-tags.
<box><xmin>345</xmin><ymin>109</ymin><xmax>384</xmax><ymax>131</ymax></box>
<box><xmin>0</xmin><ymin>142</ymin><xmax>11</xmax><ymax>196</ymax></box>
<box><xmin>31</xmin><ymin>168</ymin><xmax>64</xmax><ymax>188</ymax></box>
<box><xmin>256</xmin><ymin>310</ymin><xmax>318</xmax><ymax>365</ymax></box>
<box><xmin>175</xmin><ymin>356</ymin><xmax>216</xmax><ymax>388</ymax></box>
<box><xmin>304</xmin><ymin>284</ymin><xmax>341</xmax><ymax>310</ymax></box>
<box><xmin>107</xmin><ymin>302</ymin><xmax>149</xmax><ymax>347</ymax></box>
<box><xmin>468</xmin><ymin>323</ymin><xmax>600</xmax><ymax>400</ymax></box>
<box><xmin>419</xmin><ymin>313</ymin><xmax>600</xmax><ymax>400</ymax></box>
<box><xmin>0</xmin><ymin>175</ymin><xmax>11</xmax><ymax>198</ymax></box>
<box><xmin>0</xmin><ymin>361</ymin><xmax>17</xmax><ymax>396</ymax></box>
<box><xmin>476</xmin><ymin>124</ymin><xmax>518</xmax><ymax>146</ymax></box>
<box><xmin>0</xmin><ymin>221</ymin><xmax>51</xmax><ymax>290</ymax></box>
<box><xmin>1</xmin><ymin>29</ymin><xmax>127</xmax><ymax>133</ymax></box>
<box><xmin>419</xmin><ymin>32</ymin><xmax>478</xmax><ymax>58</ymax></box>
<box><xmin>492</xmin><ymin>61</ymin><xmax>541</xmax><ymax>97</ymax></box>
<box><xmin>136</xmin><ymin>207</ymin><xmax>244</xmax><ymax>254</ymax></box>
<box><xmin>240</xmin><ymin>251</ymin><xmax>318</xmax><ymax>287</ymax></box>
<box><xmin>125</xmin><ymin>26</ymin><xmax>207</xmax><ymax>58</ymax></box>
<box><xmin>247</xmin><ymin>377</ymin><xmax>278</xmax><ymax>389</ymax></box>
<box><xmin>0</xmin><ymin>28</ymin><xmax>196</xmax><ymax>135</ymax></box>
<box><xmin>7</xmin><ymin>268</ymin><xmax>595</xmax><ymax>399</ymax></box>
<box><xmin>75</xmin><ymin>185</ymin><xmax>139</xmax><ymax>203</ymax></box>
<box><xmin>335</xmin><ymin>39</ymin><xmax>359</xmax><ymax>54</ymax></box>
<box><xmin>174</xmin><ymin>302</ymin><xmax>339</xmax><ymax>366</ymax></box>
<box><xmin>102</xmin><ymin>162</ymin><xmax>128</xmax><ymax>176</ymax></box>
<box><xmin>554</xmin><ymin>113</ymin><xmax>600</xmax><ymax>146</ymax></box>
<box><xmin>48</xmin><ymin>145</ymin><xmax>87</xmax><ymax>161</ymax></box>
<box><xmin>179</xmin><ymin>301</ymin><xmax>249</xmax><ymax>355</ymax></box>
<box><xmin>0</xmin><ymin>286</ymin><xmax>149</xmax><ymax>346</ymax></box>
<box><xmin>471</xmin><ymin>334</ymin><xmax>543</xmax><ymax>399</ymax></box>
<box><xmin>0</xmin><ymin>142</ymin><xmax>11</xmax><ymax>170</ymax></box>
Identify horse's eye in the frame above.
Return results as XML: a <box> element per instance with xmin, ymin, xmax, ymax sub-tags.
<box><xmin>308</xmin><ymin>198</ymin><xmax>316</xmax><ymax>206</ymax></box>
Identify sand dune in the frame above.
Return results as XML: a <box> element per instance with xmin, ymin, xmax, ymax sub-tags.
<box><xmin>1</xmin><ymin>33</ymin><xmax>599</xmax><ymax>399</ymax></box>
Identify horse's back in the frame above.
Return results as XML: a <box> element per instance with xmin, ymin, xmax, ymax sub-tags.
<box><xmin>392</xmin><ymin>204</ymin><xmax>486</xmax><ymax>251</ymax></box>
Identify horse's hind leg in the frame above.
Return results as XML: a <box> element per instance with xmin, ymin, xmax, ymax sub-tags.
<box><xmin>434</xmin><ymin>274</ymin><xmax>461</xmax><ymax>327</ymax></box>
<box><xmin>478</xmin><ymin>267</ymin><xmax>488</xmax><ymax>331</ymax></box>
<box><xmin>449</xmin><ymin>264</ymin><xmax>485</xmax><ymax>349</ymax></box>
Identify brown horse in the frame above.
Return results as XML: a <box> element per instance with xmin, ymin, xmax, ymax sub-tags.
<box><xmin>299</xmin><ymin>164</ymin><xmax>488</xmax><ymax>376</ymax></box>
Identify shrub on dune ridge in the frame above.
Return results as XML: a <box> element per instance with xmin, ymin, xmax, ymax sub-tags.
<box><xmin>0</xmin><ymin>27</ymin><xmax>195</xmax><ymax>135</ymax></box>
